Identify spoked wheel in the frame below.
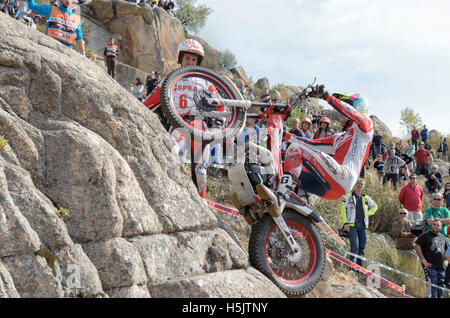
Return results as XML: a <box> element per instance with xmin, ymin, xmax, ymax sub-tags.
<box><xmin>160</xmin><ymin>66</ymin><xmax>247</xmax><ymax>144</ymax></box>
<box><xmin>249</xmin><ymin>209</ymin><xmax>325</xmax><ymax>297</ymax></box>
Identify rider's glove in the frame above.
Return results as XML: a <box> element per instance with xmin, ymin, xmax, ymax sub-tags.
<box><xmin>307</xmin><ymin>84</ymin><xmax>328</xmax><ymax>100</ymax></box>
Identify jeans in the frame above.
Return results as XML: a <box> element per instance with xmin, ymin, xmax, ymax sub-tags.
<box><xmin>415</xmin><ymin>163</ymin><xmax>429</xmax><ymax>177</ymax></box>
<box><xmin>408</xmin><ymin>211</ymin><xmax>423</xmax><ymax>222</ymax></box>
<box><xmin>425</xmin><ymin>268</ymin><xmax>445</xmax><ymax>298</ymax></box>
<box><xmin>348</xmin><ymin>221</ymin><xmax>367</xmax><ymax>267</ymax></box>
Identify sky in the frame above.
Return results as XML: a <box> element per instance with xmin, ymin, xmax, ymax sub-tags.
<box><xmin>196</xmin><ymin>0</ymin><xmax>450</xmax><ymax>138</ymax></box>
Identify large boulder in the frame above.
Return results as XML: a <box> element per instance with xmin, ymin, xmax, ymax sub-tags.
<box><xmin>370</xmin><ymin>115</ymin><xmax>392</xmax><ymax>137</ymax></box>
<box><xmin>0</xmin><ymin>15</ymin><xmax>284</xmax><ymax>298</ymax></box>
<box><xmin>89</xmin><ymin>0</ymin><xmax>184</xmax><ymax>74</ymax></box>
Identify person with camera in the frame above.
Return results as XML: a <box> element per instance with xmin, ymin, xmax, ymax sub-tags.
<box><xmin>391</xmin><ymin>208</ymin><xmax>418</xmax><ymax>261</ymax></box>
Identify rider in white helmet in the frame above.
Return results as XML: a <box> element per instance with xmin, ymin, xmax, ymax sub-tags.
<box><xmin>143</xmin><ymin>39</ymin><xmax>214</xmax><ymax>198</ymax></box>
<box><xmin>257</xmin><ymin>85</ymin><xmax>374</xmax><ymax>217</ymax></box>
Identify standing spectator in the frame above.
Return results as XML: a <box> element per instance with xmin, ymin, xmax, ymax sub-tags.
<box><xmin>424</xmin><ymin>139</ymin><xmax>434</xmax><ymax>158</ymax></box>
<box><xmin>415</xmin><ymin>219</ymin><xmax>449</xmax><ymax>298</ymax></box>
<box><xmin>341</xmin><ymin>178</ymin><xmax>378</xmax><ymax>267</ymax></box>
<box><xmin>399</xmin><ymin>173</ymin><xmax>424</xmax><ymax>221</ymax></box>
<box><xmin>398</xmin><ymin>166</ymin><xmax>409</xmax><ymax>185</ymax></box>
<box><xmin>406</xmin><ymin>140</ymin><xmax>416</xmax><ymax>171</ymax></box>
<box><xmin>380</xmin><ymin>146</ymin><xmax>388</xmax><ymax>161</ymax></box>
<box><xmin>27</xmin><ymin>0</ymin><xmax>85</xmax><ymax>54</ymax></box>
<box><xmin>411</xmin><ymin>126</ymin><xmax>420</xmax><ymax>150</ymax></box>
<box><xmin>0</xmin><ymin>0</ymin><xmax>14</xmax><ymax>16</ymax></box>
<box><xmin>420</xmin><ymin>124</ymin><xmax>429</xmax><ymax>143</ymax></box>
<box><xmin>13</xmin><ymin>0</ymin><xmax>23</xmax><ymax>19</ymax></box>
<box><xmin>425</xmin><ymin>165</ymin><xmax>443</xmax><ymax>194</ymax></box>
<box><xmin>414</xmin><ymin>141</ymin><xmax>433</xmax><ymax>177</ymax></box>
<box><xmin>313</xmin><ymin>117</ymin><xmax>334</xmax><ymax>139</ymax></box>
<box><xmin>246</xmin><ymin>88</ymin><xmax>255</xmax><ymax>100</ymax></box>
<box><xmin>373</xmin><ymin>154</ymin><xmax>385</xmax><ymax>182</ymax></box>
<box><xmin>391</xmin><ymin>208</ymin><xmax>418</xmax><ymax>261</ymax></box>
<box><xmin>300</xmin><ymin>117</ymin><xmax>313</xmax><ymax>139</ymax></box>
<box><xmin>311</xmin><ymin>111</ymin><xmax>320</xmax><ymax>131</ymax></box>
<box><xmin>425</xmin><ymin>193</ymin><xmax>450</xmax><ymax>235</ymax></box>
<box><xmin>103</xmin><ymin>37</ymin><xmax>119</xmax><ymax>79</ymax></box>
<box><xmin>145</xmin><ymin>74</ymin><xmax>154</xmax><ymax>98</ymax></box>
<box><xmin>289</xmin><ymin>118</ymin><xmax>303</xmax><ymax>138</ymax></box>
<box><xmin>371</xmin><ymin>130</ymin><xmax>383</xmax><ymax>160</ymax></box>
<box><xmin>147</xmin><ymin>71</ymin><xmax>160</xmax><ymax>97</ymax></box>
<box><xmin>383</xmin><ymin>148</ymin><xmax>405</xmax><ymax>190</ymax></box>
<box><xmin>444</xmin><ymin>182</ymin><xmax>450</xmax><ymax>210</ymax></box>
<box><xmin>131</xmin><ymin>78</ymin><xmax>144</xmax><ymax>101</ymax></box>
<box><xmin>260</xmin><ymin>88</ymin><xmax>271</xmax><ymax>103</ymax></box>
<box><xmin>437</xmin><ymin>137</ymin><xmax>448</xmax><ymax>159</ymax></box>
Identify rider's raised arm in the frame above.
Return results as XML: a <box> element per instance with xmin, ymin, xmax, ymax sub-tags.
<box><xmin>324</xmin><ymin>94</ymin><xmax>372</xmax><ymax>133</ymax></box>
<box><xmin>283</xmin><ymin>132</ymin><xmax>335</xmax><ymax>154</ymax></box>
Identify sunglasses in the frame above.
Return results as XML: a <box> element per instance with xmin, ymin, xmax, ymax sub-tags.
<box><xmin>400</xmin><ymin>213</ymin><xmax>408</xmax><ymax>215</ymax></box>
<box><xmin>434</xmin><ymin>198</ymin><xmax>442</xmax><ymax>201</ymax></box>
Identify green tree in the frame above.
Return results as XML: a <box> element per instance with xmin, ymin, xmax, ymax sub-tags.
<box><xmin>174</xmin><ymin>0</ymin><xmax>213</xmax><ymax>34</ymax></box>
<box><xmin>399</xmin><ymin>107</ymin><xmax>422</xmax><ymax>137</ymax></box>
<box><xmin>219</xmin><ymin>49</ymin><xmax>237</xmax><ymax>70</ymax></box>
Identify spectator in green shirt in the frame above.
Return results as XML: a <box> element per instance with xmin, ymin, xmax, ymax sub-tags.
<box><xmin>425</xmin><ymin>193</ymin><xmax>450</xmax><ymax>236</ymax></box>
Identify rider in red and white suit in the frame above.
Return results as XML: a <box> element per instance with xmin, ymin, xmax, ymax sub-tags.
<box><xmin>143</xmin><ymin>39</ymin><xmax>221</xmax><ymax>198</ymax></box>
<box><xmin>258</xmin><ymin>85</ymin><xmax>374</xmax><ymax>216</ymax></box>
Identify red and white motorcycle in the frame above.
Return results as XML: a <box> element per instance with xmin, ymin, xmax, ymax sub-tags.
<box><xmin>159</xmin><ymin>66</ymin><xmax>344</xmax><ymax>296</ymax></box>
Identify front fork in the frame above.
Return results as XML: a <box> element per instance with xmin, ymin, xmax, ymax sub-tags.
<box><xmin>272</xmin><ymin>215</ymin><xmax>301</xmax><ymax>254</ymax></box>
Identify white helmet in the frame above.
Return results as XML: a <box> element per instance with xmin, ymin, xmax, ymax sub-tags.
<box><xmin>177</xmin><ymin>39</ymin><xmax>205</xmax><ymax>66</ymax></box>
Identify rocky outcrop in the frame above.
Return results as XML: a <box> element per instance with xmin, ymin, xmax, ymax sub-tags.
<box><xmin>370</xmin><ymin>115</ymin><xmax>392</xmax><ymax>137</ymax></box>
<box><xmin>88</xmin><ymin>0</ymin><xmax>184</xmax><ymax>74</ymax></box>
<box><xmin>0</xmin><ymin>15</ymin><xmax>283</xmax><ymax>298</ymax></box>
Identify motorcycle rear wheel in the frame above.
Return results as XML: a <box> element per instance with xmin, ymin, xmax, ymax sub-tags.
<box><xmin>159</xmin><ymin>66</ymin><xmax>246</xmax><ymax>145</ymax></box>
<box><xmin>249</xmin><ymin>209</ymin><xmax>325</xmax><ymax>296</ymax></box>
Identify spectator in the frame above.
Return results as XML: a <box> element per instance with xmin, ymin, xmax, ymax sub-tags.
<box><xmin>399</xmin><ymin>166</ymin><xmax>409</xmax><ymax>185</ymax></box>
<box><xmin>260</xmin><ymin>88</ymin><xmax>271</xmax><ymax>103</ymax></box>
<box><xmin>437</xmin><ymin>137</ymin><xmax>448</xmax><ymax>159</ymax></box>
<box><xmin>131</xmin><ymin>78</ymin><xmax>144</xmax><ymax>101</ymax></box>
<box><xmin>373</xmin><ymin>154</ymin><xmax>385</xmax><ymax>182</ymax></box>
<box><xmin>444</xmin><ymin>182</ymin><xmax>450</xmax><ymax>209</ymax></box>
<box><xmin>425</xmin><ymin>193</ymin><xmax>450</xmax><ymax>235</ymax></box>
<box><xmin>13</xmin><ymin>0</ymin><xmax>23</xmax><ymax>19</ymax></box>
<box><xmin>149</xmin><ymin>0</ymin><xmax>158</xmax><ymax>8</ymax></box>
<box><xmin>414</xmin><ymin>141</ymin><xmax>432</xmax><ymax>177</ymax></box>
<box><xmin>103</xmin><ymin>37</ymin><xmax>119</xmax><ymax>79</ymax></box>
<box><xmin>383</xmin><ymin>148</ymin><xmax>405</xmax><ymax>190</ymax></box>
<box><xmin>406</xmin><ymin>140</ymin><xmax>416</xmax><ymax>171</ymax></box>
<box><xmin>158</xmin><ymin>0</ymin><xmax>166</xmax><ymax>8</ymax></box>
<box><xmin>411</xmin><ymin>126</ymin><xmax>420</xmax><ymax>150</ymax></box>
<box><xmin>313</xmin><ymin>116</ymin><xmax>334</xmax><ymax>139</ymax></box>
<box><xmin>380</xmin><ymin>146</ymin><xmax>388</xmax><ymax>161</ymax></box>
<box><xmin>391</xmin><ymin>208</ymin><xmax>418</xmax><ymax>261</ymax></box>
<box><xmin>26</xmin><ymin>0</ymin><xmax>85</xmax><ymax>54</ymax></box>
<box><xmin>0</xmin><ymin>0</ymin><xmax>14</xmax><ymax>16</ymax></box>
<box><xmin>371</xmin><ymin>130</ymin><xmax>383</xmax><ymax>160</ymax></box>
<box><xmin>399</xmin><ymin>173</ymin><xmax>424</xmax><ymax>221</ymax></box>
<box><xmin>341</xmin><ymin>178</ymin><xmax>378</xmax><ymax>267</ymax></box>
<box><xmin>289</xmin><ymin>118</ymin><xmax>303</xmax><ymax>138</ymax></box>
<box><xmin>424</xmin><ymin>139</ymin><xmax>434</xmax><ymax>158</ymax></box>
<box><xmin>425</xmin><ymin>165</ymin><xmax>443</xmax><ymax>194</ymax></box>
<box><xmin>311</xmin><ymin>111</ymin><xmax>320</xmax><ymax>131</ymax></box>
<box><xmin>415</xmin><ymin>219</ymin><xmax>449</xmax><ymax>298</ymax></box>
<box><xmin>420</xmin><ymin>124</ymin><xmax>429</xmax><ymax>143</ymax></box>
<box><xmin>399</xmin><ymin>148</ymin><xmax>413</xmax><ymax>168</ymax></box>
<box><xmin>145</xmin><ymin>74</ymin><xmax>154</xmax><ymax>98</ymax></box>
<box><xmin>146</xmin><ymin>71</ymin><xmax>160</xmax><ymax>97</ymax></box>
<box><xmin>246</xmin><ymin>88</ymin><xmax>255</xmax><ymax>100</ymax></box>
<box><xmin>165</xmin><ymin>0</ymin><xmax>174</xmax><ymax>14</ymax></box>
<box><xmin>300</xmin><ymin>117</ymin><xmax>313</xmax><ymax>139</ymax></box>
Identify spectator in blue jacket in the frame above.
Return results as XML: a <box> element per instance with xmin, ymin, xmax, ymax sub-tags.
<box><xmin>420</xmin><ymin>124</ymin><xmax>429</xmax><ymax>143</ymax></box>
<box><xmin>27</xmin><ymin>0</ymin><xmax>85</xmax><ymax>54</ymax></box>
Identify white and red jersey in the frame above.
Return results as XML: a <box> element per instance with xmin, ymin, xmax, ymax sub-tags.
<box><xmin>283</xmin><ymin>94</ymin><xmax>373</xmax><ymax>197</ymax></box>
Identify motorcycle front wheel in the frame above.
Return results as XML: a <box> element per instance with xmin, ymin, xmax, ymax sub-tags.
<box><xmin>249</xmin><ymin>209</ymin><xmax>325</xmax><ymax>297</ymax></box>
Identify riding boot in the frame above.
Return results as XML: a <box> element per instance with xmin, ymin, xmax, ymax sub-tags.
<box><xmin>256</xmin><ymin>174</ymin><xmax>295</xmax><ymax>217</ymax></box>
